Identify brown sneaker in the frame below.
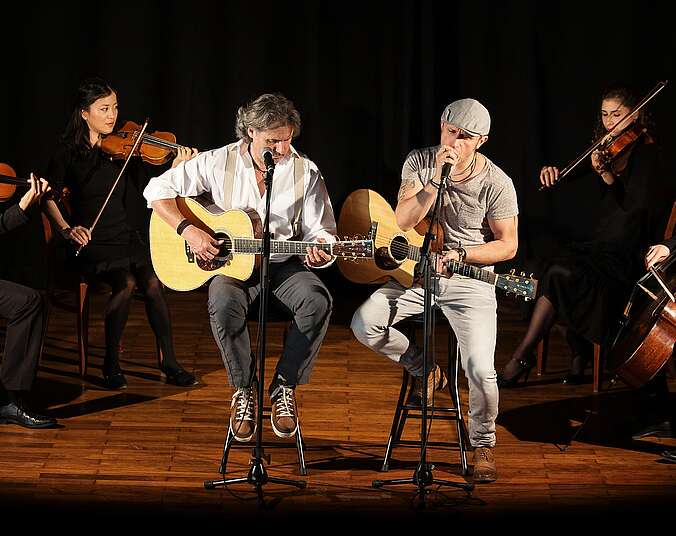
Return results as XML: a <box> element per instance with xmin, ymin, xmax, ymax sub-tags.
<box><xmin>230</xmin><ymin>386</ymin><xmax>256</xmax><ymax>442</ymax></box>
<box><xmin>412</xmin><ymin>364</ymin><xmax>448</xmax><ymax>405</ymax></box>
<box><xmin>270</xmin><ymin>385</ymin><xmax>298</xmax><ymax>438</ymax></box>
<box><xmin>472</xmin><ymin>447</ymin><xmax>497</xmax><ymax>483</ymax></box>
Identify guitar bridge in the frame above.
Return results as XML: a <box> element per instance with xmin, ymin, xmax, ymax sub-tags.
<box><xmin>184</xmin><ymin>241</ymin><xmax>195</xmax><ymax>264</ymax></box>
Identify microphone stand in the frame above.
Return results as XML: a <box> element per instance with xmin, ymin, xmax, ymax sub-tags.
<box><xmin>204</xmin><ymin>154</ymin><xmax>306</xmax><ymax>505</ymax></box>
<box><xmin>372</xmin><ymin>172</ymin><xmax>474</xmax><ymax>507</ymax></box>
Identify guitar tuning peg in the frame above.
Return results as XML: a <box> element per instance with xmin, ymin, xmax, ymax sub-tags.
<box><xmin>529</xmin><ymin>273</ymin><xmax>534</xmax><ymax>278</ymax></box>
<box><xmin>509</xmin><ymin>268</ymin><xmax>515</xmax><ymax>274</ymax></box>
<box><xmin>520</xmin><ymin>271</ymin><xmax>525</xmax><ymax>276</ymax></box>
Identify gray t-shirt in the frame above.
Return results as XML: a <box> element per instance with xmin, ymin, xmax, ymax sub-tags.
<box><xmin>400</xmin><ymin>145</ymin><xmax>519</xmax><ymax>251</ymax></box>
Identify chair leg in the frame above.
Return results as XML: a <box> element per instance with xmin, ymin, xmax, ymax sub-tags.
<box><xmin>77</xmin><ymin>281</ymin><xmax>89</xmax><ymax>377</ymax></box>
<box><xmin>536</xmin><ymin>331</ymin><xmax>549</xmax><ymax>376</ymax></box>
<box><xmin>593</xmin><ymin>343</ymin><xmax>603</xmax><ymax>393</ymax></box>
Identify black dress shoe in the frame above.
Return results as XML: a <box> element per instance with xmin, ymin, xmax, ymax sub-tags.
<box><xmin>160</xmin><ymin>365</ymin><xmax>198</xmax><ymax>387</ymax></box>
<box><xmin>631</xmin><ymin>420</ymin><xmax>673</xmax><ymax>440</ymax></box>
<box><xmin>661</xmin><ymin>450</ymin><xmax>676</xmax><ymax>463</ymax></box>
<box><xmin>102</xmin><ymin>372</ymin><xmax>128</xmax><ymax>390</ymax></box>
<box><xmin>0</xmin><ymin>402</ymin><xmax>58</xmax><ymax>429</ymax></box>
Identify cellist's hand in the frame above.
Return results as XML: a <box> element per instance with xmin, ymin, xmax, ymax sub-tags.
<box><xmin>539</xmin><ymin>166</ymin><xmax>560</xmax><ymax>188</ymax></box>
<box><xmin>645</xmin><ymin>244</ymin><xmax>671</xmax><ymax>269</ymax></box>
<box><xmin>171</xmin><ymin>146</ymin><xmax>199</xmax><ymax>168</ymax></box>
<box><xmin>18</xmin><ymin>174</ymin><xmax>51</xmax><ymax>211</ymax></box>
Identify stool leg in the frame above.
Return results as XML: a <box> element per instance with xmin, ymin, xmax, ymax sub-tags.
<box><xmin>295</xmin><ymin>420</ymin><xmax>307</xmax><ymax>476</ymax></box>
<box><xmin>218</xmin><ymin>423</ymin><xmax>236</xmax><ymax>475</ymax></box>
<box><xmin>381</xmin><ymin>369</ymin><xmax>410</xmax><ymax>472</ymax></box>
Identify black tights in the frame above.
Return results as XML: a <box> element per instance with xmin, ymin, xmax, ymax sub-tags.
<box><xmin>98</xmin><ymin>264</ymin><xmax>179</xmax><ymax>374</ymax></box>
<box><xmin>506</xmin><ymin>295</ymin><xmax>595</xmax><ymax>378</ymax></box>
<box><xmin>510</xmin><ymin>295</ymin><xmax>557</xmax><ymax>364</ymax></box>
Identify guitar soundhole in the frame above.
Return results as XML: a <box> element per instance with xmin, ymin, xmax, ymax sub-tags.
<box><xmin>374</xmin><ymin>235</ymin><xmax>409</xmax><ymax>270</ymax></box>
<box><xmin>195</xmin><ymin>233</ymin><xmax>233</xmax><ymax>271</ymax></box>
<box><xmin>390</xmin><ymin>235</ymin><xmax>409</xmax><ymax>262</ymax></box>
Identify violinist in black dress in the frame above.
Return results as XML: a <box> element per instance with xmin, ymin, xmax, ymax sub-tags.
<box><xmin>498</xmin><ymin>85</ymin><xmax>674</xmax><ymax>387</ymax></box>
<box><xmin>44</xmin><ymin>77</ymin><xmax>198</xmax><ymax>390</ymax></box>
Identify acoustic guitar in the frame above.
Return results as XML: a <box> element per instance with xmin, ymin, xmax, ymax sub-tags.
<box><xmin>149</xmin><ymin>196</ymin><xmax>372</xmax><ymax>291</ymax></box>
<box><xmin>336</xmin><ymin>188</ymin><xmax>537</xmax><ymax>300</ymax></box>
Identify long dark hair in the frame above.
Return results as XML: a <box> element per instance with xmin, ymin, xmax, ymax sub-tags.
<box><xmin>592</xmin><ymin>85</ymin><xmax>654</xmax><ymax>141</ymax></box>
<box><xmin>62</xmin><ymin>77</ymin><xmax>117</xmax><ymax>154</ymax></box>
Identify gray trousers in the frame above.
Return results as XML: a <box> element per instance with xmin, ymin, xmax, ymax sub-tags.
<box><xmin>351</xmin><ymin>276</ymin><xmax>498</xmax><ymax>448</ymax></box>
<box><xmin>207</xmin><ymin>258</ymin><xmax>332</xmax><ymax>389</ymax></box>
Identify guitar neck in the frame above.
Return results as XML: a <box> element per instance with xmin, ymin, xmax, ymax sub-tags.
<box><xmin>444</xmin><ymin>259</ymin><xmax>497</xmax><ymax>285</ymax></box>
<box><xmin>410</xmin><ymin>245</ymin><xmax>497</xmax><ymax>285</ymax></box>
<box><xmin>233</xmin><ymin>238</ymin><xmax>332</xmax><ymax>255</ymax></box>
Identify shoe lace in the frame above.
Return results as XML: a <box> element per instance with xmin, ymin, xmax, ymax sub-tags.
<box><xmin>477</xmin><ymin>448</ymin><xmax>492</xmax><ymax>462</ymax></box>
<box><xmin>233</xmin><ymin>388</ymin><xmax>254</xmax><ymax>421</ymax></box>
<box><xmin>273</xmin><ymin>386</ymin><xmax>295</xmax><ymax>418</ymax></box>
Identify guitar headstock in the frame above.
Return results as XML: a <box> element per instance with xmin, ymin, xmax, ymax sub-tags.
<box><xmin>497</xmin><ymin>269</ymin><xmax>538</xmax><ymax>301</ymax></box>
<box><xmin>333</xmin><ymin>237</ymin><xmax>373</xmax><ymax>259</ymax></box>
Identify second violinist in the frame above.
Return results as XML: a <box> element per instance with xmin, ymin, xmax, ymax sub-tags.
<box><xmin>44</xmin><ymin>77</ymin><xmax>199</xmax><ymax>389</ymax></box>
<box><xmin>498</xmin><ymin>85</ymin><xmax>674</xmax><ymax>387</ymax></box>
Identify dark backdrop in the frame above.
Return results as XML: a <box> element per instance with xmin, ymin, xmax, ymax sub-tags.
<box><xmin>2</xmin><ymin>0</ymin><xmax>674</xmax><ymax>321</ymax></box>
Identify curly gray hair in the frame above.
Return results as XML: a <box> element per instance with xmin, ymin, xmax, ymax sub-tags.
<box><xmin>234</xmin><ymin>93</ymin><xmax>302</xmax><ymax>142</ymax></box>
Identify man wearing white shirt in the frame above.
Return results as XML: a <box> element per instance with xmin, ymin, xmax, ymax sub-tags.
<box><xmin>144</xmin><ymin>93</ymin><xmax>336</xmax><ymax>442</ymax></box>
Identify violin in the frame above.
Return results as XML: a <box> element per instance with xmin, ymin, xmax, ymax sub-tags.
<box><xmin>539</xmin><ymin>80</ymin><xmax>668</xmax><ymax>190</ymax></box>
<box><xmin>0</xmin><ymin>162</ymin><xmax>66</xmax><ymax>203</ymax></box>
<box><xmin>595</xmin><ymin>123</ymin><xmax>649</xmax><ymax>170</ymax></box>
<box><xmin>100</xmin><ymin>120</ymin><xmax>186</xmax><ymax>165</ymax></box>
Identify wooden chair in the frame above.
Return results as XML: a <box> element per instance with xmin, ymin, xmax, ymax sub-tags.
<box><xmin>536</xmin><ymin>200</ymin><xmax>676</xmax><ymax>393</ymax></box>
<box><xmin>41</xmin><ymin>215</ymin><xmax>162</xmax><ymax>377</ymax></box>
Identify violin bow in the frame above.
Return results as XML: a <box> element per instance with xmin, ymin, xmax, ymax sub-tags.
<box><xmin>76</xmin><ymin>117</ymin><xmax>150</xmax><ymax>257</ymax></box>
<box><xmin>539</xmin><ymin>80</ymin><xmax>668</xmax><ymax>191</ymax></box>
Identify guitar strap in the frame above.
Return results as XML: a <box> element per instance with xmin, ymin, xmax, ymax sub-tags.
<box><xmin>221</xmin><ymin>143</ymin><xmax>239</xmax><ymax>211</ymax></box>
<box><xmin>221</xmin><ymin>143</ymin><xmax>305</xmax><ymax>239</ymax></box>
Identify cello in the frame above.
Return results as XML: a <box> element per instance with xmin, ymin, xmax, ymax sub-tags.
<box><xmin>606</xmin><ymin>251</ymin><xmax>676</xmax><ymax>388</ymax></box>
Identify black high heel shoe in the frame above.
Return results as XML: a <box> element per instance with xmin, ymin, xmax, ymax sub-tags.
<box><xmin>160</xmin><ymin>365</ymin><xmax>199</xmax><ymax>387</ymax></box>
<box><xmin>497</xmin><ymin>358</ymin><xmax>534</xmax><ymax>388</ymax></box>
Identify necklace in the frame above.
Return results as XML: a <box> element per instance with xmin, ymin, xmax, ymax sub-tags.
<box><xmin>451</xmin><ymin>152</ymin><xmax>478</xmax><ymax>182</ymax></box>
<box><xmin>248</xmin><ymin>145</ymin><xmax>267</xmax><ymax>174</ymax></box>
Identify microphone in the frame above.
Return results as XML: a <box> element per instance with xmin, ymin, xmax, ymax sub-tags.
<box><xmin>441</xmin><ymin>162</ymin><xmax>453</xmax><ymax>179</ymax></box>
<box><xmin>439</xmin><ymin>162</ymin><xmax>453</xmax><ymax>187</ymax></box>
<box><xmin>261</xmin><ymin>147</ymin><xmax>275</xmax><ymax>173</ymax></box>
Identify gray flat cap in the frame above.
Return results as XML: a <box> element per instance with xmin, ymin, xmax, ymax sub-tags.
<box><xmin>441</xmin><ymin>98</ymin><xmax>490</xmax><ymax>136</ymax></box>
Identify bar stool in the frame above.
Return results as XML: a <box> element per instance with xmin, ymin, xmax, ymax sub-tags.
<box><xmin>380</xmin><ymin>309</ymin><xmax>470</xmax><ymax>475</ymax></box>
<box><xmin>217</xmin><ymin>304</ymin><xmax>307</xmax><ymax>476</ymax></box>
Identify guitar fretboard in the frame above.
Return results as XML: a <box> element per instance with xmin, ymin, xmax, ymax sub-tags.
<box><xmin>409</xmin><ymin>245</ymin><xmax>497</xmax><ymax>285</ymax></box>
<box><xmin>233</xmin><ymin>238</ymin><xmax>332</xmax><ymax>255</ymax></box>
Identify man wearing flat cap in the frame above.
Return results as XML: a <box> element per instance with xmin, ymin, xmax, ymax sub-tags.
<box><xmin>351</xmin><ymin>98</ymin><xmax>518</xmax><ymax>483</ymax></box>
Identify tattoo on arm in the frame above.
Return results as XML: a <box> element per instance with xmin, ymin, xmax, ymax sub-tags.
<box><xmin>398</xmin><ymin>178</ymin><xmax>417</xmax><ymax>201</ymax></box>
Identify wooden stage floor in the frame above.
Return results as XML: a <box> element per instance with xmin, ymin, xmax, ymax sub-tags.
<box><xmin>1</xmin><ymin>288</ymin><xmax>674</xmax><ymax>526</ymax></box>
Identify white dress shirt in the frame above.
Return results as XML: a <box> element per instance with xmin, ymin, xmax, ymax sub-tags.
<box><xmin>143</xmin><ymin>140</ymin><xmax>337</xmax><ymax>265</ymax></box>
